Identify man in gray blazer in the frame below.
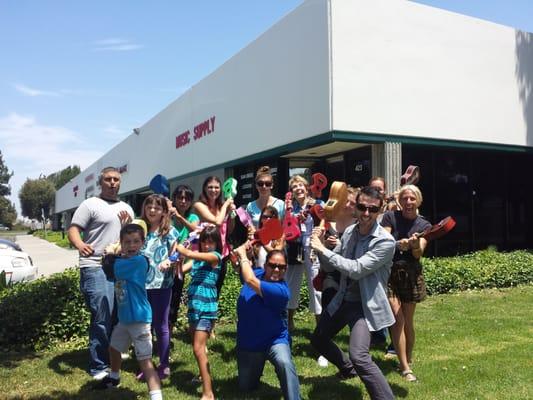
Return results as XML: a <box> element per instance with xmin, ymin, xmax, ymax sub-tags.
<box><xmin>310</xmin><ymin>185</ymin><xmax>395</xmax><ymax>400</ymax></box>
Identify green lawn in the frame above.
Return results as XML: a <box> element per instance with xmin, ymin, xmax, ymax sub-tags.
<box><xmin>1</xmin><ymin>286</ymin><xmax>532</xmax><ymax>399</ymax></box>
<box><xmin>31</xmin><ymin>230</ymin><xmax>72</xmax><ymax>248</ymax></box>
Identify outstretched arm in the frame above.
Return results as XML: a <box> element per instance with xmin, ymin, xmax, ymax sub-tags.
<box><xmin>234</xmin><ymin>243</ymin><xmax>261</xmax><ymax>296</ymax></box>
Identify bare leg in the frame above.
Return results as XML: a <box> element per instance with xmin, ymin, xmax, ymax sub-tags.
<box><xmin>388</xmin><ymin>296</ymin><xmax>410</xmax><ymax>373</ymax></box>
<box><xmin>138</xmin><ymin>358</ymin><xmax>161</xmax><ymax>392</ymax></box>
<box><xmin>402</xmin><ymin>303</ymin><xmax>417</xmax><ymax>364</ymax></box>
<box><xmin>109</xmin><ymin>345</ymin><xmax>122</xmax><ymax>373</ymax></box>
<box><xmin>193</xmin><ymin>330</ymin><xmax>214</xmax><ymax>400</ymax></box>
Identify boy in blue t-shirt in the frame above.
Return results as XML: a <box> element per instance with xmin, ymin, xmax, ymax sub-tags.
<box><xmin>97</xmin><ymin>223</ymin><xmax>163</xmax><ymax>400</ymax></box>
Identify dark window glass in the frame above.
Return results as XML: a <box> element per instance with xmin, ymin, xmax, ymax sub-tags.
<box><xmin>345</xmin><ymin>146</ymin><xmax>371</xmax><ymax>188</ymax></box>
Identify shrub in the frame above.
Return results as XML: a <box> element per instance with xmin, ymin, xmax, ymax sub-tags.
<box><xmin>423</xmin><ymin>248</ymin><xmax>533</xmax><ymax>295</ymax></box>
<box><xmin>1</xmin><ymin>249</ymin><xmax>531</xmax><ymax>352</ymax></box>
<box><xmin>0</xmin><ymin>268</ymin><xmax>89</xmax><ymax>351</ymax></box>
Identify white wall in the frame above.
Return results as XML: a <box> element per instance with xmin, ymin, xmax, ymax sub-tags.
<box><xmin>55</xmin><ymin>0</ymin><xmax>331</xmax><ymax>213</ymax></box>
<box><xmin>331</xmin><ymin>0</ymin><xmax>533</xmax><ymax>147</ymax></box>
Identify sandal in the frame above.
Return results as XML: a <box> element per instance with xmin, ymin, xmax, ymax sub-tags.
<box><xmin>401</xmin><ymin>369</ymin><xmax>417</xmax><ymax>382</ymax></box>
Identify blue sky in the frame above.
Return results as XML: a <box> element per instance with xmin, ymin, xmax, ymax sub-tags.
<box><xmin>1</xmin><ymin>0</ymin><xmax>532</xmax><ymax>213</ymax></box>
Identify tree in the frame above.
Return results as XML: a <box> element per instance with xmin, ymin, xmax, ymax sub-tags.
<box><xmin>47</xmin><ymin>165</ymin><xmax>81</xmax><ymax>190</ymax></box>
<box><xmin>0</xmin><ymin>197</ymin><xmax>17</xmax><ymax>226</ymax></box>
<box><xmin>0</xmin><ymin>150</ymin><xmax>13</xmax><ymax>197</ymax></box>
<box><xmin>0</xmin><ymin>150</ymin><xmax>17</xmax><ymax>226</ymax></box>
<box><xmin>18</xmin><ymin>178</ymin><xmax>55</xmax><ymax>221</ymax></box>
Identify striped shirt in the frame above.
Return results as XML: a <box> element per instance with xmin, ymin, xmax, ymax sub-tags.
<box><xmin>187</xmin><ymin>251</ymin><xmax>222</xmax><ymax>323</ymax></box>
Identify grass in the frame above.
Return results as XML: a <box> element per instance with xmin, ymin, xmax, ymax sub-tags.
<box><xmin>31</xmin><ymin>230</ymin><xmax>71</xmax><ymax>249</ymax></box>
<box><xmin>1</xmin><ymin>285</ymin><xmax>532</xmax><ymax>400</ymax></box>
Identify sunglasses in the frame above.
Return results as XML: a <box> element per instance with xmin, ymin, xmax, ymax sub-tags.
<box><xmin>256</xmin><ymin>180</ymin><xmax>273</xmax><ymax>188</ymax></box>
<box><xmin>265</xmin><ymin>263</ymin><xmax>287</xmax><ymax>271</ymax></box>
<box><xmin>356</xmin><ymin>203</ymin><xmax>381</xmax><ymax>214</ymax></box>
<box><xmin>261</xmin><ymin>214</ymin><xmax>274</xmax><ymax>219</ymax></box>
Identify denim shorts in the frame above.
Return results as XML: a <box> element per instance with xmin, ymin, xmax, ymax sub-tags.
<box><xmin>190</xmin><ymin>318</ymin><xmax>214</xmax><ymax>332</ymax></box>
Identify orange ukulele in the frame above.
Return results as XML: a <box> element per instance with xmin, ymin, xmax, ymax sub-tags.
<box><xmin>310</xmin><ymin>181</ymin><xmax>348</xmax><ymax>264</ymax></box>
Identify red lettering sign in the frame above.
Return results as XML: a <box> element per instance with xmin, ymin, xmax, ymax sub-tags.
<box><xmin>176</xmin><ymin>130</ymin><xmax>191</xmax><ymax>148</ymax></box>
<box><xmin>175</xmin><ymin>116</ymin><xmax>216</xmax><ymax>150</ymax></box>
<box><xmin>85</xmin><ymin>173</ymin><xmax>94</xmax><ymax>183</ymax></box>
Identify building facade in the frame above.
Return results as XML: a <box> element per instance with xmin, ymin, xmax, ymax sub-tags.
<box><xmin>55</xmin><ymin>0</ymin><xmax>533</xmax><ymax>255</ymax></box>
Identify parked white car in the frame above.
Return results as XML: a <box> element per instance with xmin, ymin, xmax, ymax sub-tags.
<box><xmin>0</xmin><ymin>239</ymin><xmax>38</xmax><ymax>284</ymax></box>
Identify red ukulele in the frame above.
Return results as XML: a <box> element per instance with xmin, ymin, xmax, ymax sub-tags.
<box><xmin>416</xmin><ymin>216</ymin><xmax>456</xmax><ymax>241</ymax></box>
<box><xmin>254</xmin><ymin>218</ymin><xmax>284</xmax><ymax>245</ymax></box>
<box><xmin>400</xmin><ymin>165</ymin><xmax>420</xmax><ymax>186</ymax></box>
<box><xmin>310</xmin><ymin>173</ymin><xmax>328</xmax><ymax>199</ymax></box>
<box><xmin>229</xmin><ymin>217</ymin><xmax>284</xmax><ymax>267</ymax></box>
<box><xmin>283</xmin><ymin>192</ymin><xmax>301</xmax><ymax>241</ymax></box>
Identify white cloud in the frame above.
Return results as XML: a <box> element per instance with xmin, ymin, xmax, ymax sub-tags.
<box><xmin>13</xmin><ymin>83</ymin><xmax>61</xmax><ymax>97</ymax></box>
<box><xmin>93</xmin><ymin>37</ymin><xmax>143</xmax><ymax>51</ymax></box>
<box><xmin>103</xmin><ymin>124</ymin><xmax>130</xmax><ymax>141</ymax></box>
<box><xmin>0</xmin><ymin>113</ymin><xmax>103</xmax><ymax>211</ymax></box>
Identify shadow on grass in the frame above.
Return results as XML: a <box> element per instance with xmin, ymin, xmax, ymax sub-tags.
<box><xmin>212</xmin><ymin>376</ymin><xmax>284</xmax><ymax>400</ymax></box>
<box><xmin>7</xmin><ymin>381</ymin><xmax>140</xmax><ymax>400</ymax></box>
<box><xmin>0</xmin><ymin>351</ymin><xmax>42</xmax><ymax>369</ymax></box>
<box><xmin>48</xmin><ymin>349</ymin><xmax>86</xmax><ymax>376</ymax></box>
<box><xmin>209</xmin><ymin>340</ymin><xmax>237</xmax><ymax>363</ymax></box>
<box><xmin>301</xmin><ymin>374</ymin><xmax>363</xmax><ymax>398</ymax></box>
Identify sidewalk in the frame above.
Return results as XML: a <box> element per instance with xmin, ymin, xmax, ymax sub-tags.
<box><xmin>15</xmin><ymin>234</ymin><xmax>79</xmax><ymax>278</ymax></box>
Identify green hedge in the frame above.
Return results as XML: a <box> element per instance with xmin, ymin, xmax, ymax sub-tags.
<box><xmin>423</xmin><ymin>248</ymin><xmax>533</xmax><ymax>294</ymax></box>
<box><xmin>0</xmin><ymin>268</ymin><xmax>89</xmax><ymax>351</ymax></box>
<box><xmin>1</xmin><ymin>248</ymin><xmax>532</xmax><ymax>351</ymax></box>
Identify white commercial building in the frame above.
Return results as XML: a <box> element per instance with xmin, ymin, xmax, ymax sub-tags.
<box><xmin>55</xmin><ymin>0</ymin><xmax>533</xmax><ymax>255</ymax></box>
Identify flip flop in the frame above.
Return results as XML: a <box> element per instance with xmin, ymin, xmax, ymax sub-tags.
<box><xmin>401</xmin><ymin>369</ymin><xmax>417</xmax><ymax>382</ymax></box>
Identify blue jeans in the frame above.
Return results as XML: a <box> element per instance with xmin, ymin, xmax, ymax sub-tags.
<box><xmin>238</xmin><ymin>343</ymin><xmax>300</xmax><ymax>400</ymax></box>
<box><xmin>79</xmin><ymin>267</ymin><xmax>115</xmax><ymax>376</ymax></box>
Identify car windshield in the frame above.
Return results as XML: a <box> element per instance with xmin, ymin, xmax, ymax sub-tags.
<box><xmin>0</xmin><ymin>239</ymin><xmax>22</xmax><ymax>251</ymax></box>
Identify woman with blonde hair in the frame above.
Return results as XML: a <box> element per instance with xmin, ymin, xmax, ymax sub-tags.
<box><xmin>380</xmin><ymin>184</ymin><xmax>431</xmax><ymax>382</ymax></box>
<box><xmin>285</xmin><ymin>175</ymin><xmax>327</xmax><ymax>367</ymax></box>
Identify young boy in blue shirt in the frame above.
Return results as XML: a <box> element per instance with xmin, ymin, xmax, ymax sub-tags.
<box><xmin>97</xmin><ymin>223</ymin><xmax>163</xmax><ymax>400</ymax></box>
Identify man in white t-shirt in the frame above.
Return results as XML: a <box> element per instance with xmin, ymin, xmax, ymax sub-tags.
<box><xmin>68</xmin><ymin>167</ymin><xmax>134</xmax><ymax>379</ymax></box>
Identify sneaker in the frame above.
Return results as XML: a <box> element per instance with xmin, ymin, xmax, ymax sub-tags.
<box><xmin>190</xmin><ymin>375</ymin><xmax>203</xmax><ymax>385</ymax></box>
<box><xmin>91</xmin><ymin>370</ymin><xmax>109</xmax><ymax>381</ymax></box>
<box><xmin>158</xmin><ymin>365</ymin><xmax>171</xmax><ymax>380</ymax></box>
<box><xmin>95</xmin><ymin>376</ymin><xmax>120</xmax><ymax>389</ymax></box>
<box><xmin>317</xmin><ymin>355</ymin><xmax>329</xmax><ymax>368</ymax></box>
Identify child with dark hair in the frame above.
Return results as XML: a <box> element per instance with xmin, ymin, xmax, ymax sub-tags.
<box><xmin>98</xmin><ymin>223</ymin><xmax>163</xmax><ymax>399</ymax></box>
<box><xmin>168</xmin><ymin>184</ymin><xmax>200</xmax><ymax>331</ymax></box>
<box><xmin>175</xmin><ymin>225</ymin><xmax>223</xmax><ymax>400</ymax></box>
<box><xmin>252</xmin><ymin>205</ymin><xmax>286</xmax><ymax>268</ymax></box>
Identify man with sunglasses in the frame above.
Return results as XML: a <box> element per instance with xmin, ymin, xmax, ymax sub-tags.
<box><xmin>310</xmin><ymin>186</ymin><xmax>396</xmax><ymax>400</ymax></box>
